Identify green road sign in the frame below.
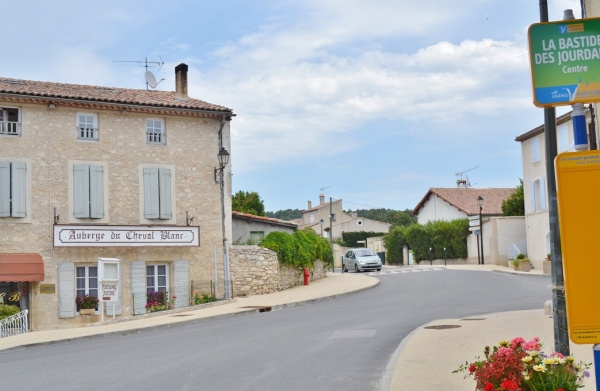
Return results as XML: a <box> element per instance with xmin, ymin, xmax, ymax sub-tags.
<box><xmin>528</xmin><ymin>17</ymin><xmax>600</xmax><ymax>107</ymax></box>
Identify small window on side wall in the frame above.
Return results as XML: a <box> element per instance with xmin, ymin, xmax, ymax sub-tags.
<box><xmin>0</xmin><ymin>107</ymin><xmax>21</xmax><ymax>136</ymax></box>
<box><xmin>146</xmin><ymin>118</ymin><xmax>165</xmax><ymax>145</ymax></box>
<box><xmin>77</xmin><ymin>113</ymin><xmax>99</xmax><ymax>141</ymax></box>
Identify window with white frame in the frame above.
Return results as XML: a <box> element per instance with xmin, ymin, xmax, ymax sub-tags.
<box><xmin>558</xmin><ymin>124</ymin><xmax>570</xmax><ymax>152</ymax></box>
<box><xmin>0</xmin><ymin>107</ymin><xmax>21</xmax><ymax>136</ymax></box>
<box><xmin>531</xmin><ymin>136</ymin><xmax>541</xmax><ymax>164</ymax></box>
<box><xmin>531</xmin><ymin>178</ymin><xmax>546</xmax><ymax>212</ymax></box>
<box><xmin>146</xmin><ymin>265</ymin><xmax>169</xmax><ymax>294</ymax></box>
<box><xmin>76</xmin><ymin>266</ymin><xmax>98</xmax><ymax>311</ymax></box>
<box><xmin>0</xmin><ymin>161</ymin><xmax>27</xmax><ymax>218</ymax></box>
<box><xmin>146</xmin><ymin>118</ymin><xmax>165</xmax><ymax>145</ymax></box>
<box><xmin>73</xmin><ymin>164</ymin><xmax>104</xmax><ymax>219</ymax></box>
<box><xmin>77</xmin><ymin>113</ymin><xmax>98</xmax><ymax>141</ymax></box>
<box><xmin>250</xmin><ymin>231</ymin><xmax>265</xmax><ymax>243</ymax></box>
<box><xmin>143</xmin><ymin>167</ymin><xmax>172</xmax><ymax>220</ymax></box>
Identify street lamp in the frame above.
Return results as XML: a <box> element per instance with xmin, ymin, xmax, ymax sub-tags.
<box><xmin>319</xmin><ymin>219</ymin><xmax>324</xmax><ymax>237</ymax></box>
<box><xmin>429</xmin><ymin>247</ymin><xmax>433</xmax><ymax>266</ymax></box>
<box><xmin>477</xmin><ymin>195</ymin><xmax>484</xmax><ymax>265</ymax></box>
<box><xmin>216</xmin><ymin>147</ymin><xmax>231</xmax><ymax>298</ymax></box>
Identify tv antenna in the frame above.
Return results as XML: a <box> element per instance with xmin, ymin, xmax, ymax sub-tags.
<box><xmin>113</xmin><ymin>56</ymin><xmax>165</xmax><ymax>90</ymax></box>
<box><xmin>455</xmin><ymin>166</ymin><xmax>478</xmax><ymax>188</ymax></box>
<box><xmin>320</xmin><ymin>185</ymin><xmax>332</xmax><ymax>196</ymax></box>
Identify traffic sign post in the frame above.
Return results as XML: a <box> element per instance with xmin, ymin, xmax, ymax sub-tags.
<box><xmin>528</xmin><ymin>17</ymin><xmax>600</xmax><ymax>107</ymax></box>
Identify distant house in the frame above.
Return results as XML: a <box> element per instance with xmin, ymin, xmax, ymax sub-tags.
<box><xmin>412</xmin><ymin>186</ymin><xmax>525</xmax><ymax>266</ymax></box>
<box><xmin>297</xmin><ymin>194</ymin><xmax>392</xmax><ymax>240</ymax></box>
<box><xmin>232</xmin><ymin>211</ymin><xmax>297</xmax><ymax>244</ymax></box>
<box><xmin>412</xmin><ymin>187</ymin><xmax>515</xmax><ymax>224</ymax></box>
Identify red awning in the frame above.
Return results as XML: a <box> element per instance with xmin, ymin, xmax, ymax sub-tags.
<box><xmin>0</xmin><ymin>253</ymin><xmax>45</xmax><ymax>282</ymax></box>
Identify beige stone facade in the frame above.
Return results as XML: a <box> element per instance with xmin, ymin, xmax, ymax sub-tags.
<box><xmin>0</xmin><ymin>65</ymin><xmax>234</xmax><ymax>330</ymax></box>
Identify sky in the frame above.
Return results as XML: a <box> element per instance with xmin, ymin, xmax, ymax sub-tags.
<box><xmin>2</xmin><ymin>0</ymin><xmax>582</xmax><ymax>212</ymax></box>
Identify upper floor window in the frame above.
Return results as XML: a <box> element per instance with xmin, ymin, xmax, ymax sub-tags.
<box><xmin>77</xmin><ymin>113</ymin><xmax>99</xmax><ymax>141</ymax></box>
<box><xmin>146</xmin><ymin>118</ymin><xmax>165</xmax><ymax>145</ymax></box>
<box><xmin>143</xmin><ymin>167</ymin><xmax>172</xmax><ymax>220</ymax></box>
<box><xmin>531</xmin><ymin>136</ymin><xmax>541</xmax><ymax>164</ymax></box>
<box><xmin>73</xmin><ymin>164</ymin><xmax>104</xmax><ymax>219</ymax></box>
<box><xmin>531</xmin><ymin>177</ymin><xmax>546</xmax><ymax>212</ymax></box>
<box><xmin>0</xmin><ymin>161</ymin><xmax>27</xmax><ymax>218</ymax></box>
<box><xmin>0</xmin><ymin>107</ymin><xmax>21</xmax><ymax>136</ymax></box>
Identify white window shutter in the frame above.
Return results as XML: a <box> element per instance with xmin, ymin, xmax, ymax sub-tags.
<box><xmin>159</xmin><ymin>168</ymin><xmax>172</xmax><ymax>220</ymax></box>
<box><xmin>73</xmin><ymin>164</ymin><xmax>90</xmax><ymax>218</ymax></box>
<box><xmin>173</xmin><ymin>261</ymin><xmax>189</xmax><ymax>308</ymax></box>
<box><xmin>58</xmin><ymin>262</ymin><xmax>76</xmax><ymax>318</ymax></box>
<box><xmin>89</xmin><ymin>165</ymin><xmax>104</xmax><ymax>218</ymax></box>
<box><xmin>143</xmin><ymin>168</ymin><xmax>160</xmax><ymax>219</ymax></box>
<box><xmin>531</xmin><ymin>181</ymin><xmax>537</xmax><ymax>212</ymax></box>
<box><xmin>131</xmin><ymin>261</ymin><xmax>147</xmax><ymax>315</ymax></box>
<box><xmin>540</xmin><ymin>177</ymin><xmax>547</xmax><ymax>210</ymax></box>
<box><xmin>0</xmin><ymin>162</ymin><xmax>10</xmax><ymax>217</ymax></box>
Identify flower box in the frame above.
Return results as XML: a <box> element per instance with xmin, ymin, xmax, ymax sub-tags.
<box><xmin>79</xmin><ymin>308</ymin><xmax>96</xmax><ymax>315</ymax></box>
<box><xmin>513</xmin><ymin>260</ymin><xmax>532</xmax><ymax>272</ymax></box>
<box><xmin>543</xmin><ymin>261</ymin><xmax>551</xmax><ymax>274</ymax></box>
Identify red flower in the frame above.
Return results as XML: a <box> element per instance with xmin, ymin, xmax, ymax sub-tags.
<box><xmin>469</xmin><ymin>364</ymin><xmax>477</xmax><ymax>373</ymax></box>
<box><xmin>556</xmin><ymin>389</ymin><xmax>564</xmax><ymax>391</ymax></box>
<box><xmin>484</xmin><ymin>383</ymin><xmax>495</xmax><ymax>391</ymax></box>
<box><xmin>500</xmin><ymin>379</ymin><xmax>518</xmax><ymax>390</ymax></box>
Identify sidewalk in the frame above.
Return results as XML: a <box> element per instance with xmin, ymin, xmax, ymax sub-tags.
<box><xmin>1</xmin><ymin>264</ymin><xmax>595</xmax><ymax>390</ymax></box>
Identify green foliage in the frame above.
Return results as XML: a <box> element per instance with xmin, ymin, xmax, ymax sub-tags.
<box><xmin>260</xmin><ymin>228</ymin><xmax>333</xmax><ymax>269</ymax></box>
<box><xmin>341</xmin><ymin>231</ymin><xmax>384</xmax><ymax>248</ymax></box>
<box><xmin>232</xmin><ymin>190</ymin><xmax>266</xmax><ymax>216</ymax></box>
<box><xmin>193</xmin><ymin>291</ymin><xmax>217</xmax><ymax>305</ymax></box>
<box><xmin>354</xmin><ymin>208</ymin><xmax>417</xmax><ymax>227</ymax></box>
<box><xmin>384</xmin><ymin>219</ymin><xmax>470</xmax><ymax>263</ymax></box>
<box><xmin>0</xmin><ymin>304</ymin><xmax>21</xmax><ymax>320</ymax></box>
<box><xmin>383</xmin><ymin>226</ymin><xmax>408</xmax><ymax>264</ymax></box>
<box><xmin>501</xmin><ymin>179</ymin><xmax>525</xmax><ymax>216</ymax></box>
<box><xmin>266</xmin><ymin>208</ymin><xmax>303</xmax><ymax>220</ymax></box>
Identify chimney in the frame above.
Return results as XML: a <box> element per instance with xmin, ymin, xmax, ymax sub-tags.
<box><xmin>308</xmin><ymin>200</ymin><xmax>312</xmax><ymax>209</ymax></box>
<box><xmin>319</xmin><ymin>194</ymin><xmax>325</xmax><ymax>205</ymax></box>
<box><xmin>175</xmin><ymin>63</ymin><xmax>188</xmax><ymax>100</ymax></box>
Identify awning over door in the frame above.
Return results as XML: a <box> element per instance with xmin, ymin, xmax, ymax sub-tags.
<box><xmin>0</xmin><ymin>253</ymin><xmax>45</xmax><ymax>282</ymax></box>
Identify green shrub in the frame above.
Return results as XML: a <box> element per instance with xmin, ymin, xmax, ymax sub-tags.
<box><xmin>260</xmin><ymin>228</ymin><xmax>333</xmax><ymax>270</ymax></box>
<box><xmin>0</xmin><ymin>304</ymin><xmax>21</xmax><ymax>320</ymax></box>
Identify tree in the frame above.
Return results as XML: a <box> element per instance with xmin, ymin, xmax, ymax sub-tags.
<box><xmin>232</xmin><ymin>191</ymin><xmax>265</xmax><ymax>216</ymax></box>
<box><xmin>501</xmin><ymin>180</ymin><xmax>525</xmax><ymax>216</ymax></box>
<box><xmin>266</xmin><ymin>208</ymin><xmax>303</xmax><ymax>220</ymax></box>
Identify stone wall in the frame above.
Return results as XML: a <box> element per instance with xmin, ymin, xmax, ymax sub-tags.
<box><xmin>229</xmin><ymin>246</ymin><xmax>326</xmax><ymax>296</ymax></box>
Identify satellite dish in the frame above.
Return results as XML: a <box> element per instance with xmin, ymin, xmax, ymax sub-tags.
<box><xmin>145</xmin><ymin>71</ymin><xmax>158</xmax><ymax>88</ymax></box>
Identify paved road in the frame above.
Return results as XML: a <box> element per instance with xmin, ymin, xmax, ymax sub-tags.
<box><xmin>0</xmin><ymin>269</ymin><xmax>551</xmax><ymax>391</ymax></box>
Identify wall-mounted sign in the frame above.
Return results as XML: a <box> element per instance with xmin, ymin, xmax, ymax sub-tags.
<box><xmin>53</xmin><ymin>225</ymin><xmax>199</xmax><ymax>247</ymax></box>
<box><xmin>528</xmin><ymin>17</ymin><xmax>600</xmax><ymax>107</ymax></box>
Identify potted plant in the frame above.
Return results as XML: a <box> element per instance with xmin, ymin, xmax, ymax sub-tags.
<box><xmin>512</xmin><ymin>253</ymin><xmax>532</xmax><ymax>272</ymax></box>
<box><xmin>543</xmin><ymin>253</ymin><xmax>551</xmax><ymax>274</ymax></box>
<box><xmin>76</xmin><ymin>295</ymin><xmax>99</xmax><ymax>315</ymax></box>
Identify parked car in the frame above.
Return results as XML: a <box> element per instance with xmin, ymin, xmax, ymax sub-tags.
<box><xmin>342</xmin><ymin>248</ymin><xmax>382</xmax><ymax>272</ymax></box>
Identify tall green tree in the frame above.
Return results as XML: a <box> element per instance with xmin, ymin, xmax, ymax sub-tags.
<box><xmin>232</xmin><ymin>190</ymin><xmax>266</xmax><ymax>216</ymax></box>
<box><xmin>501</xmin><ymin>180</ymin><xmax>525</xmax><ymax>216</ymax></box>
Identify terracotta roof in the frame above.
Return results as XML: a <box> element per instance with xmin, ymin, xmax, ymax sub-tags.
<box><xmin>0</xmin><ymin>77</ymin><xmax>232</xmax><ymax>115</ymax></box>
<box><xmin>412</xmin><ymin>187</ymin><xmax>516</xmax><ymax>216</ymax></box>
<box><xmin>232</xmin><ymin>211</ymin><xmax>298</xmax><ymax>229</ymax></box>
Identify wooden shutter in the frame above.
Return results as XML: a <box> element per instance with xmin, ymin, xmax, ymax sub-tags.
<box><xmin>73</xmin><ymin>164</ymin><xmax>90</xmax><ymax>218</ymax></box>
<box><xmin>159</xmin><ymin>168</ymin><xmax>172</xmax><ymax>220</ymax></box>
<box><xmin>131</xmin><ymin>261</ymin><xmax>147</xmax><ymax>315</ymax></box>
<box><xmin>11</xmin><ymin>162</ymin><xmax>26</xmax><ymax>217</ymax></box>
<box><xmin>0</xmin><ymin>162</ymin><xmax>10</xmax><ymax>217</ymax></box>
<box><xmin>173</xmin><ymin>261</ymin><xmax>189</xmax><ymax>308</ymax></box>
<box><xmin>143</xmin><ymin>168</ymin><xmax>160</xmax><ymax>219</ymax></box>
<box><xmin>89</xmin><ymin>165</ymin><xmax>104</xmax><ymax>218</ymax></box>
<box><xmin>58</xmin><ymin>262</ymin><xmax>76</xmax><ymax>318</ymax></box>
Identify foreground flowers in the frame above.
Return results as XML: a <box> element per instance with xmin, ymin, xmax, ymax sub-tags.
<box><xmin>454</xmin><ymin>337</ymin><xmax>590</xmax><ymax>390</ymax></box>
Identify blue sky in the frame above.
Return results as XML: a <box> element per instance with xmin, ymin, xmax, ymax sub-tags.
<box><xmin>2</xmin><ymin>0</ymin><xmax>581</xmax><ymax>212</ymax></box>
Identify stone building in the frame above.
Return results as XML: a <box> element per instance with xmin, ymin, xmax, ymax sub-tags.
<box><xmin>0</xmin><ymin>64</ymin><xmax>234</xmax><ymax>330</ymax></box>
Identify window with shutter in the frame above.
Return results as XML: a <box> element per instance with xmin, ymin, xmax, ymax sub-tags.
<box><xmin>73</xmin><ymin>164</ymin><xmax>104</xmax><ymax>219</ymax></box>
<box><xmin>143</xmin><ymin>167</ymin><xmax>173</xmax><ymax>220</ymax></box>
<box><xmin>0</xmin><ymin>107</ymin><xmax>21</xmax><ymax>136</ymax></box>
<box><xmin>77</xmin><ymin>113</ymin><xmax>99</xmax><ymax>141</ymax></box>
<box><xmin>0</xmin><ymin>161</ymin><xmax>27</xmax><ymax>218</ymax></box>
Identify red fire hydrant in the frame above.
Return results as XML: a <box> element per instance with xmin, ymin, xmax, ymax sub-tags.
<box><xmin>303</xmin><ymin>267</ymin><xmax>310</xmax><ymax>285</ymax></box>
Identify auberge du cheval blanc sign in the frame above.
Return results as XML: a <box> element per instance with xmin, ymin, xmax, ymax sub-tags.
<box><xmin>528</xmin><ymin>17</ymin><xmax>600</xmax><ymax>107</ymax></box>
